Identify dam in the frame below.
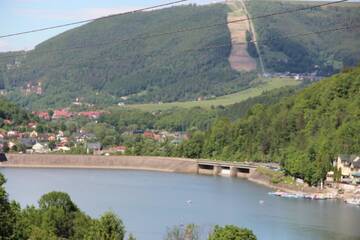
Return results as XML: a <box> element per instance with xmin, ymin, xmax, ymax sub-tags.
<box><xmin>0</xmin><ymin>153</ymin><xmax>258</xmax><ymax>178</ymax></box>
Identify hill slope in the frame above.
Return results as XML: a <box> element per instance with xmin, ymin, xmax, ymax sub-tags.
<box><xmin>196</xmin><ymin>66</ymin><xmax>360</xmax><ymax>185</ymax></box>
<box><xmin>1</xmin><ymin>4</ymin><xmax>257</xmax><ymax>109</ymax></box>
<box><xmin>246</xmin><ymin>0</ymin><xmax>360</xmax><ymax>74</ymax></box>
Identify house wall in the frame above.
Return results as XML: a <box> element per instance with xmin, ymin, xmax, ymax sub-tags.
<box><xmin>337</xmin><ymin>157</ymin><xmax>352</xmax><ymax>177</ymax></box>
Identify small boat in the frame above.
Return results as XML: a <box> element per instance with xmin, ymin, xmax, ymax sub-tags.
<box><xmin>186</xmin><ymin>200</ymin><xmax>192</xmax><ymax>205</ymax></box>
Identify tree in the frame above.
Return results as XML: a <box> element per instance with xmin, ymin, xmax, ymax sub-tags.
<box><xmin>2</xmin><ymin>142</ymin><xmax>10</xmax><ymax>153</ymax></box>
<box><xmin>208</xmin><ymin>225</ymin><xmax>257</xmax><ymax>240</ymax></box>
<box><xmin>181</xmin><ymin>131</ymin><xmax>205</xmax><ymax>159</ymax></box>
<box><xmin>48</xmin><ymin>141</ymin><xmax>56</xmax><ymax>151</ymax></box>
<box><xmin>165</xmin><ymin>224</ymin><xmax>199</xmax><ymax>240</ymax></box>
<box><xmin>39</xmin><ymin>192</ymin><xmax>78</xmax><ymax>213</ymax></box>
<box><xmin>85</xmin><ymin>212</ymin><xmax>125</xmax><ymax>240</ymax></box>
<box><xmin>0</xmin><ymin>173</ymin><xmax>16</xmax><ymax>240</ymax></box>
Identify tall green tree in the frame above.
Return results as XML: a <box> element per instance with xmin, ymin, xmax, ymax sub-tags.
<box><xmin>208</xmin><ymin>225</ymin><xmax>257</xmax><ymax>240</ymax></box>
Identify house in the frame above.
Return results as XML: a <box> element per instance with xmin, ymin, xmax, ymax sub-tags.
<box><xmin>56</xmin><ymin>146</ymin><xmax>71</xmax><ymax>152</ymax></box>
<box><xmin>32</xmin><ymin>142</ymin><xmax>49</xmax><ymax>154</ymax></box>
<box><xmin>110</xmin><ymin>146</ymin><xmax>127</xmax><ymax>154</ymax></box>
<box><xmin>27</xmin><ymin>122</ymin><xmax>37</xmax><ymax>129</ymax></box>
<box><xmin>30</xmin><ymin>130</ymin><xmax>38</xmax><ymax>138</ymax></box>
<box><xmin>74</xmin><ymin>132</ymin><xmax>96</xmax><ymax>143</ymax></box>
<box><xmin>143</xmin><ymin>131</ymin><xmax>162</xmax><ymax>141</ymax></box>
<box><xmin>132</xmin><ymin>130</ymin><xmax>144</xmax><ymax>135</ymax></box>
<box><xmin>3</xmin><ymin>119</ymin><xmax>13</xmax><ymax>125</ymax></box>
<box><xmin>8</xmin><ymin>141</ymin><xmax>16</xmax><ymax>149</ymax></box>
<box><xmin>33</xmin><ymin>111</ymin><xmax>50</xmax><ymax>120</ymax></box>
<box><xmin>52</xmin><ymin>109</ymin><xmax>73</xmax><ymax>119</ymax></box>
<box><xmin>335</xmin><ymin>154</ymin><xmax>360</xmax><ymax>184</ymax></box>
<box><xmin>7</xmin><ymin>131</ymin><xmax>19</xmax><ymax>138</ymax></box>
<box><xmin>78</xmin><ymin>111</ymin><xmax>103</xmax><ymax>119</ymax></box>
<box><xmin>86</xmin><ymin>142</ymin><xmax>102</xmax><ymax>154</ymax></box>
<box><xmin>20</xmin><ymin>138</ymin><xmax>36</xmax><ymax>149</ymax></box>
<box><xmin>48</xmin><ymin>134</ymin><xmax>56</xmax><ymax>142</ymax></box>
<box><xmin>144</xmin><ymin>131</ymin><xmax>154</xmax><ymax>139</ymax></box>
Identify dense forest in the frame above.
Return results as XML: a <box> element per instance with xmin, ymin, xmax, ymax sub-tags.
<box><xmin>0</xmin><ymin>4</ymin><xmax>256</xmax><ymax>109</ymax></box>
<box><xmin>246</xmin><ymin>0</ymin><xmax>360</xmax><ymax>74</ymax></box>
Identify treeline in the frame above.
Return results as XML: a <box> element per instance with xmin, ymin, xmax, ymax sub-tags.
<box><xmin>247</xmin><ymin>0</ymin><xmax>360</xmax><ymax>74</ymax></box>
<box><xmin>0</xmin><ymin>173</ymin><xmax>257</xmax><ymax>240</ymax></box>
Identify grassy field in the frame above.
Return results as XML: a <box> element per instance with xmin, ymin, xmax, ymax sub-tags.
<box><xmin>124</xmin><ymin>78</ymin><xmax>299</xmax><ymax>111</ymax></box>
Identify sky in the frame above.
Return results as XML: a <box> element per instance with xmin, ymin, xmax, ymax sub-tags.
<box><xmin>0</xmin><ymin>0</ymin><xmax>219</xmax><ymax>52</ymax></box>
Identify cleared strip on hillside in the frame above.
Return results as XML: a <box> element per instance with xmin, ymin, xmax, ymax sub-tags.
<box><xmin>227</xmin><ymin>0</ymin><xmax>257</xmax><ymax>72</ymax></box>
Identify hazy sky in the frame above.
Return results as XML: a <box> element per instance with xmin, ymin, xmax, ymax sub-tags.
<box><xmin>0</xmin><ymin>0</ymin><xmax>220</xmax><ymax>52</ymax></box>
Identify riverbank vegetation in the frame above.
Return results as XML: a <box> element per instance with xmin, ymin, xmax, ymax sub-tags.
<box><xmin>0</xmin><ymin>173</ymin><xmax>257</xmax><ymax>240</ymax></box>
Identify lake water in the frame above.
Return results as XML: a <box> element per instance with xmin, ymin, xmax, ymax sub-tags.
<box><xmin>1</xmin><ymin>168</ymin><xmax>360</xmax><ymax>240</ymax></box>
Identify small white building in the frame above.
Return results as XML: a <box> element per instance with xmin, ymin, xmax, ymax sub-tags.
<box><xmin>335</xmin><ymin>155</ymin><xmax>360</xmax><ymax>185</ymax></box>
<box><xmin>32</xmin><ymin>142</ymin><xmax>49</xmax><ymax>154</ymax></box>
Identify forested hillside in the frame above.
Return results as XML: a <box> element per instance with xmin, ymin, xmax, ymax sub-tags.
<box><xmin>246</xmin><ymin>0</ymin><xmax>360</xmax><ymax>74</ymax></box>
<box><xmin>167</xmin><ymin>66</ymin><xmax>359</xmax><ymax>185</ymax></box>
<box><xmin>0</xmin><ymin>4</ymin><xmax>256</xmax><ymax>109</ymax></box>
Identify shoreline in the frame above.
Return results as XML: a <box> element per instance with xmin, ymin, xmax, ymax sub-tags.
<box><xmin>0</xmin><ymin>153</ymin><xmax>344</xmax><ymax>201</ymax></box>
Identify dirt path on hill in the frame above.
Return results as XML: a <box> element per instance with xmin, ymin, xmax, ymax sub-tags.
<box><xmin>238</xmin><ymin>0</ymin><xmax>265</xmax><ymax>74</ymax></box>
<box><xmin>227</xmin><ymin>0</ymin><xmax>257</xmax><ymax>72</ymax></box>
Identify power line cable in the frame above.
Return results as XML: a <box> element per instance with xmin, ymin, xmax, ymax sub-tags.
<box><xmin>0</xmin><ymin>0</ymin><xmax>189</xmax><ymax>39</ymax></box>
<box><xmin>0</xmin><ymin>0</ymin><xmax>348</xmax><ymax>60</ymax></box>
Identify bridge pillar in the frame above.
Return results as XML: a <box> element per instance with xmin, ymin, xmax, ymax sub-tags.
<box><xmin>213</xmin><ymin>165</ymin><xmax>221</xmax><ymax>175</ymax></box>
<box><xmin>230</xmin><ymin>166</ymin><xmax>238</xmax><ymax>177</ymax></box>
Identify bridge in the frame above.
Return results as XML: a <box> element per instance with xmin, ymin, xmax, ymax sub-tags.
<box><xmin>197</xmin><ymin>160</ymin><xmax>258</xmax><ymax>178</ymax></box>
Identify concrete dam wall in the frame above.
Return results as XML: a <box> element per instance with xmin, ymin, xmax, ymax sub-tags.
<box><xmin>1</xmin><ymin>154</ymin><xmax>199</xmax><ymax>174</ymax></box>
<box><xmin>0</xmin><ymin>154</ymin><xmax>257</xmax><ymax>178</ymax></box>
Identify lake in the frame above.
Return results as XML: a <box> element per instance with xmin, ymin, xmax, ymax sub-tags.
<box><xmin>1</xmin><ymin>168</ymin><xmax>359</xmax><ymax>240</ymax></box>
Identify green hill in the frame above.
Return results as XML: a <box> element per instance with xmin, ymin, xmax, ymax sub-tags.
<box><xmin>183</xmin><ymin>66</ymin><xmax>360</xmax><ymax>185</ymax></box>
<box><xmin>246</xmin><ymin>0</ymin><xmax>360</xmax><ymax>74</ymax></box>
<box><xmin>1</xmin><ymin>2</ymin><xmax>360</xmax><ymax>109</ymax></box>
<box><xmin>0</xmin><ymin>4</ymin><xmax>256</xmax><ymax>109</ymax></box>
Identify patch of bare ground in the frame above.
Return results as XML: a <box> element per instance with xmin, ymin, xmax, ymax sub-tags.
<box><xmin>227</xmin><ymin>0</ymin><xmax>257</xmax><ymax>72</ymax></box>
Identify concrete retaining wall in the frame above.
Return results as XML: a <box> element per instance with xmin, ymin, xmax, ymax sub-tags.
<box><xmin>1</xmin><ymin>154</ymin><xmax>199</xmax><ymax>174</ymax></box>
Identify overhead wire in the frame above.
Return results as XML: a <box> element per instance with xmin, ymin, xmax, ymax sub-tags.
<box><xmin>0</xmin><ymin>0</ymin><xmax>189</xmax><ymax>39</ymax></box>
<box><xmin>0</xmin><ymin>0</ymin><xmax>348</xmax><ymax>60</ymax></box>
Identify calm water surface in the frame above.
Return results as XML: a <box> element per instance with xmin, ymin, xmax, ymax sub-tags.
<box><xmin>1</xmin><ymin>168</ymin><xmax>360</xmax><ymax>240</ymax></box>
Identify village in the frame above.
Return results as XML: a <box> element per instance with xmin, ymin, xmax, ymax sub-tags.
<box><xmin>0</xmin><ymin>107</ymin><xmax>189</xmax><ymax>156</ymax></box>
